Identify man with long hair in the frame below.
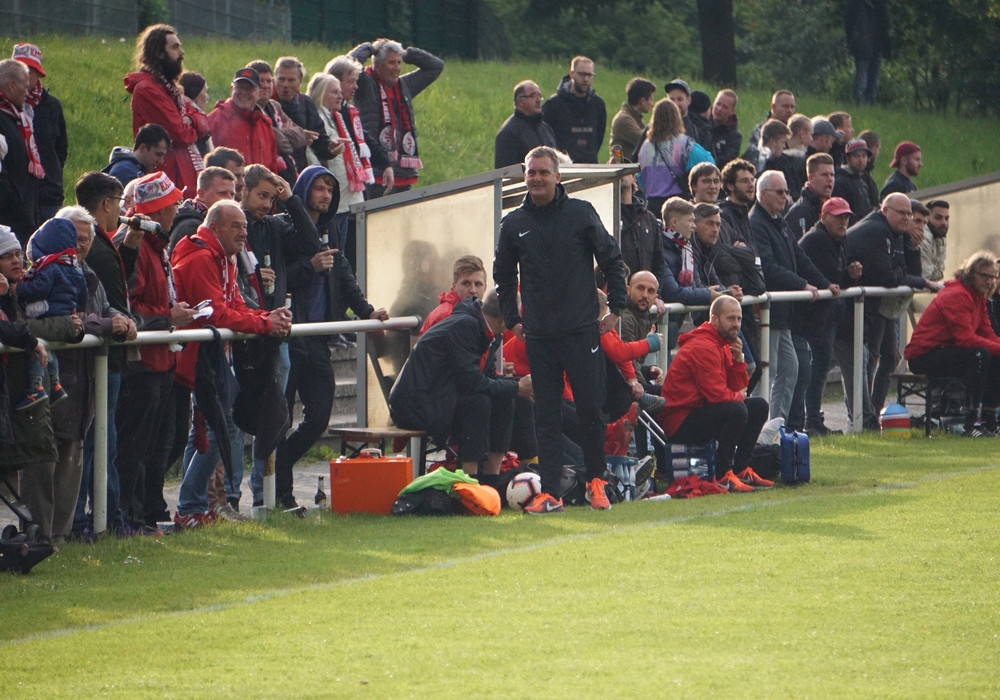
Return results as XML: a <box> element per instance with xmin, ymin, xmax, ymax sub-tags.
<box><xmin>124</xmin><ymin>24</ymin><xmax>208</xmax><ymax>198</ymax></box>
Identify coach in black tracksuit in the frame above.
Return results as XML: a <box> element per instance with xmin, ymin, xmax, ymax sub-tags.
<box><xmin>494</xmin><ymin>146</ymin><xmax>628</xmax><ymax>499</ymax></box>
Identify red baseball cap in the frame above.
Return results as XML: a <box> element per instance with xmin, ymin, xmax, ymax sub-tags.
<box><xmin>821</xmin><ymin>197</ymin><xmax>853</xmax><ymax>217</ymax></box>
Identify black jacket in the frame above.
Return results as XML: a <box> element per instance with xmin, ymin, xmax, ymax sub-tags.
<box><xmin>620</xmin><ymin>197</ymin><xmax>668</xmax><ymax>289</ymax></box>
<box><xmin>880</xmin><ymin>170</ymin><xmax>916</xmax><ymax>200</ymax></box>
<box><xmin>541</xmin><ymin>76</ymin><xmax>607</xmax><ymax>164</ymax></box>
<box><xmin>785</xmin><ymin>186</ymin><xmax>823</xmax><ymax>241</ymax></box>
<box><xmin>685</xmin><ymin>112</ymin><xmax>714</xmax><ymax>155</ymax></box>
<box><xmin>495</xmin><ymin>184</ymin><xmax>627</xmax><ymax>338</ymax></box>
<box><xmin>32</xmin><ymin>88</ymin><xmax>68</xmax><ymax>209</ymax></box>
<box><xmin>168</xmin><ymin>198</ymin><xmax>207</xmax><ymax>252</ymax></box>
<box><xmin>494</xmin><ymin>110</ymin><xmax>557</xmax><ymax>169</ymax></box>
<box><xmin>832</xmin><ymin>167</ymin><xmax>877</xmax><ymax>224</ymax></box>
<box><xmin>750</xmin><ymin>203</ymin><xmax>830</xmax><ymax>330</ymax></box>
<box><xmin>244</xmin><ymin>195</ymin><xmax>321</xmax><ymax>311</ymax></box>
<box><xmin>718</xmin><ymin>199</ymin><xmax>754</xmax><ymax>249</ymax></box>
<box><xmin>846</xmin><ymin>210</ymin><xmax>926</xmax><ymax>290</ymax></box>
<box><xmin>0</xmin><ymin>110</ymin><xmax>38</xmax><ymax>243</ymax></box>
<box><xmin>389</xmin><ymin>298</ymin><xmax>518</xmax><ymax>442</ymax></box>
<box><xmin>712</xmin><ymin>117</ymin><xmax>742</xmax><ymax>169</ymax></box>
<box><xmin>278</xmin><ymin>92</ymin><xmax>332</xmax><ymax>174</ymax></box>
<box><xmin>796</xmin><ymin>221</ymin><xmax>850</xmax><ymax>337</ymax></box>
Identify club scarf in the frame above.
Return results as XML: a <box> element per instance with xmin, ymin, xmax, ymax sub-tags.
<box><xmin>140</xmin><ymin>68</ymin><xmax>204</xmax><ymax>176</ymax></box>
<box><xmin>333</xmin><ymin>105</ymin><xmax>375</xmax><ymax>192</ymax></box>
<box><xmin>0</xmin><ymin>88</ymin><xmax>44</xmax><ymax>179</ymax></box>
<box><xmin>366</xmin><ymin>66</ymin><xmax>422</xmax><ymax>171</ymax></box>
<box><xmin>669</xmin><ymin>230</ymin><xmax>694</xmax><ymax>286</ymax></box>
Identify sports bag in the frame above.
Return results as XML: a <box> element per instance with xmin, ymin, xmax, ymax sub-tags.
<box><xmin>779</xmin><ymin>426</ymin><xmax>810</xmax><ymax>484</ymax></box>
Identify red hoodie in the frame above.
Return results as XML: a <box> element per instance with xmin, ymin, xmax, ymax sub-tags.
<box><xmin>905</xmin><ymin>277</ymin><xmax>1000</xmax><ymax>360</ymax></box>
<box><xmin>124</xmin><ymin>71</ymin><xmax>209</xmax><ymax>198</ymax></box>
<box><xmin>660</xmin><ymin>321</ymin><xmax>748</xmax><ymax>437</ymax></box>
<box><xmin>170</xmin><ymin>225</ymin><xmax>273</xmax><ymax>389</ymax></box>
<box><xmin>420</xmin><ymin>289</ymin><xmax>462</xmax><ymax>335</ymax></box>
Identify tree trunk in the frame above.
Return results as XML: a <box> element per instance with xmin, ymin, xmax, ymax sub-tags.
<box><xmin>697</xmin><ymin>0</ymin><xmax>737</xmax><ymax>86</ymax></box>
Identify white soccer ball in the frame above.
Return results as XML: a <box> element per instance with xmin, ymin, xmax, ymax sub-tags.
<box><xmin>506</xmin><ymin>471</ymin><xmax>542</xmax><ymax>510</ymax></box>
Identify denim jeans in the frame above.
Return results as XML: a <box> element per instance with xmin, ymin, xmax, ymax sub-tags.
<box><xmin>177</xmin><ymin>368</ymin><xmax>244</xmax><ymax>516</ymax></box>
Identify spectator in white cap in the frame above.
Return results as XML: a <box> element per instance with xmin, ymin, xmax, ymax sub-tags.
<box><xmin>112</xmin><ymin>170</ymin><xmax>198</xmax><ymax>530</ymax></box>
<box><xmin>12</xmin><ymin>43</ymin><xmax>67</xmax><ymax>221</ymax></box>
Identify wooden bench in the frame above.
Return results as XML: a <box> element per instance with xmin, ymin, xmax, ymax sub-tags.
<box><xmin>329</xmin><ymin>426</ymin><xmax>429</xmax><ymax>479</ymax></box>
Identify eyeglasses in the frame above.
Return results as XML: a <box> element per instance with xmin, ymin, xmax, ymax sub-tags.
<box><xmin>887</xmin><ymin>207</ymin><xmax>913</xmax><ymax>217</ymax></box>
<box><xmin>975</xmin><ymin>270</ymin><xmax>1000</xmax><ymax>280</ymax></box>
<box><xmin>767</xmin><ymin>189</ymin><xmax>790</xmax><ymax>196</ymax></box>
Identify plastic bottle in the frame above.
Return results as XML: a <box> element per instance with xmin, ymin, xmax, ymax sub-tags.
<box><xmin>262</xmin><ymin>253</ymin><xmax>275</xmax><ymax>296</ymax></box>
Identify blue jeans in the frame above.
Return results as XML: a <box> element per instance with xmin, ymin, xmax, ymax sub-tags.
<box><xmin>853</xmin><ymin>55</ymin><xmax>882</xmax><ymax>105</ymax></box>
<box><xmin>250</xmin><ymin>342</ymin><xmax>290</xmax><ymax>504</ymax></box>
<box><xmin>768</xmin><ymin>329</ymin><xmax>798</xmax><ymax>421</ymax></box>
<box><xmin>176</xmin><ymin>368</ymin><xmax>244</xmax><ymax>515</ymax></box>
<box><xmin>75</xmin><ymin>370</ymin><xmax>123</xmax><ymax>532</ymax></box>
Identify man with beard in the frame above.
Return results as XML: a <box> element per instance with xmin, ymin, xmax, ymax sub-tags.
<box><xmin>718</xmin><ymin>158</ymin><xmax>757</xmax><ymax>247</ymax></box>
<box><xmin>350</xmin><ymin>38</ymin><xmax>444</xmax><ymax>196</ymax></box>
<box><xmin>880</xmin><ymin>141</ymin><xmax>921</xmax><ymax>200</ymax></box>
<box><xmin>920</xmin><ymin>199</ymin><xmax>949</xmax><ymax>281</ymax></box>
<box><xmin>274</xmin><ymin>165</ymin><xmax>388</xmax><ymax>508</ymax></box>
<box><xmin>495</xmin><ymin>80</ymin><xmax>557</xmax><ymax>169</ymax></box>
<box><xmin>12</xmin><ymin>44</ymin><xmax>67</xmax><ymax>221</ymax></box>
<box><xmin>542</xmin><ymin>56</ymin><xmax>606</xmax><ymax>164</ymax></box>
<box><xmin>124</xmin><ymin>24</ymin><xmax>208</xmax><ymax>198</ymax></box>
<box><xmin>787</xmin><ymin>153</ymin><xmax>836</xmax><ymax>240</ymax></box>
<box><xmin>659</xmin><ymin>295</ymin><xmax>771</xmax><ymax>491</ymax></box>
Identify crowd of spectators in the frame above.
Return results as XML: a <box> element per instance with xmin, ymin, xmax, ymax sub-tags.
<box><xmin>0</xmin><ymin>25</ymin><xmax>989</xmax><ymax>537</ymax></box>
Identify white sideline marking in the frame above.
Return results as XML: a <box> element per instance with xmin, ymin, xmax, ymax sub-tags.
<box><xmin>4</xmin><ymin>463</ymin><xmax>998</xmax><ymax>647</ymax></box>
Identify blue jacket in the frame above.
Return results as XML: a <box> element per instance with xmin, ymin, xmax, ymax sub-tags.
<box><xmin>102</xmin><ymin>146</ymin><xmax>146</xmax><ymax>188</ymax></box>
<box><xmin>19</xmin><ymin>218</ymin><xmax>88</xmax><ymax>319</ymax></box>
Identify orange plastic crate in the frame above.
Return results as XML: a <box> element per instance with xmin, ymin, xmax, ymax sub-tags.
<box><xmin>329</xmin><ymin>456</ymin><xmax>413</xmax><ymax>515</ymax></box>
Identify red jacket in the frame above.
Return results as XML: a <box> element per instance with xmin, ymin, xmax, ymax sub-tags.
<box><xmin>171</xmin><ymin>226</ymin><xmax>273</xmax><ymax>389</ymax></box>
<box><xmin>660</xmin><ymin>321</ymin><xmax>748</xmax><ymax>437</ymax></box>
<box><xmin>208</xmin><ymin>100</ymin><xmax>284</xmax><ymax>174</ymax></box>
<box><xmin>420</xmin><ymin>289</ymin><xmax>462</xmax><ymax>335</ymax></box>
<box><xmin>124</xmin><ymin>71</ymin><xmax>209</xmax><ymax>198</ymax></box>
<box><xmin>128</xmin><ymin>230</ymin><xmax>176</xmax><ymax>373</ymax></box>
<box><xmin>905</xmin><ymin>278</ymin><xmax>1000</xmax><ymax>360</ymax></box>
<box><xmin>601</xmin><ymin>328</ymin><xmax>649</xmax><ymax>382</ymax></box>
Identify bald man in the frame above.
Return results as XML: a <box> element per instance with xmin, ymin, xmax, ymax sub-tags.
<box><xmin>659</xmin><ymin>296</ymin><xmax>771</xmax><ymax>489</ymax></box>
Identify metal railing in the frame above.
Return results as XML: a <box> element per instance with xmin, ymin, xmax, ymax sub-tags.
<box><xmin>0</xmin><ymin>316</ymin><xmax>420</xmax><ymax>534</ymax></box>
<box><xmin>1</xmin><ymin>286</ymin><xmax>931</xmax><ymax>532</ymax></box>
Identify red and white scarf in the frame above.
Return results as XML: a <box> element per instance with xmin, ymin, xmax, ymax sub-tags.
<box><xmin>334</xmin><ymin>105</ymin><xmax>374</xmax><ymax>192</ymax></box>
<box><xmin>141</xmin><ymin>68</ymin><xmax>204</xmax><ymax>175</ymax></box>
<box><xmin>366</xmin><ymin>66</ymin><xmax>422</xmax><ymax>170</ymax></box>
<box><xmin>0</xmin><ymin>86</ymin><xmax>44</xmax><ymax>179</ymax></box>
<box><xmin>669</xmin><ymin>230</ymin><xmax>694</xmax><ymax>287</ymax></box>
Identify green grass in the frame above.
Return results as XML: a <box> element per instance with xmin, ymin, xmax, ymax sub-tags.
<box><xmin>3</xmin><ymin>35</ymin><xmax>999</xmax><ymax>204</ymax></box>
<box><xmin>3</xmin><ymin>434</ymin><xmax>999</xmax><ymax>697</ymax></box>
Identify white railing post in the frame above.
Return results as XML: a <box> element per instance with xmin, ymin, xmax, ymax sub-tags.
<box><xmin>852</xmin><ymin>293</ymin><xmax>866</xmax><ymax>435</ymax></box>
<box><xmin>92</xmin><ymin>347</ymin><xmax>109</xmax><ymax>534</ymax></box>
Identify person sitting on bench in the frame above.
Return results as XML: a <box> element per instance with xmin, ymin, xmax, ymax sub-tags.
<box><xmin>904</xmin><ymin>250</ymin><xmax>1000</xmax><ymax>437</ymax></box>
<box><xmin>657</xmin><ymin>295</ymin><xmax>771</xmax><ymax>490</ymax></box>
<box><xmin>389</xmin><ymin>288</ymin><xmax>533</xmax><ymax>492</ymax></box>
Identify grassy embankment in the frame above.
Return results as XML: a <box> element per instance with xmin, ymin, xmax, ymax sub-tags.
<box><xmin>2</xmin><ymin>34</ymin><xmax>999</xmax><ymax>202</ymax></box>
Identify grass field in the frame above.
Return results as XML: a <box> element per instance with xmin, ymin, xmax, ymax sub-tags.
<box><xmin>2</xmin><ymin>434</ymin><xmax>998</xmax><ymax>697</ymax></box>
<box><xmin>2</xmin><ymin>35</ymin><xmax>1000</xmax><ymax>203</ymax></box>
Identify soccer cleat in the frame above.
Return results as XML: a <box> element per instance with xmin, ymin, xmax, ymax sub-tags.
<box><xmin>49</xmin><ymin>384</ymin><xmax>69</xmax><ymax>406</ymax></box>
<box><xmin>737</xmin><ymin>466</ymin><xmax>774</xmax><ymax>489</ymax></box>
<box><xmin>15</xmin><ymin>386</ymin><xmax>48</xmax><ymax>411</ymax></box>
<box><xmin>523</xmin><ymin>493</ymin><xmax>565</xmax><ymax>514</ymax></box>
<box><xmin>717</xmin><ymin>469</ymin><xmax>754</xmax><ymax>493</ymax></box>
<box><xmin>638</xmin><ymin>393</ymin><xmax>666</xmax><ymax>413</ymax></box>
<box><xmin>586</xmin><ymin>478</ymin><xmax>612</xmax><ymax>510</ymax></box>
<box><xmin>172</xmin><ymin>511</ymin><xmax>216</xmax><ymax>529</ymax></box>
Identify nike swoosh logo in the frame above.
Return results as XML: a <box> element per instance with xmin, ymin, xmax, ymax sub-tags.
<box><xmin>591</xmin><ymin>346</ymin><xmax>599</xmax><ymax>354</ymax></box>
<box><xmin>519</xmin><ymin>230</ymin><xmax>530</xmax><ymax>237</ymax></box>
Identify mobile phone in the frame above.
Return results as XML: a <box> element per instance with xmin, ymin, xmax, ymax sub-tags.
<box><xmin>193</xmin><ymin>299</ymin><xmax>211</xmax><ymax>310</ymax></box>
